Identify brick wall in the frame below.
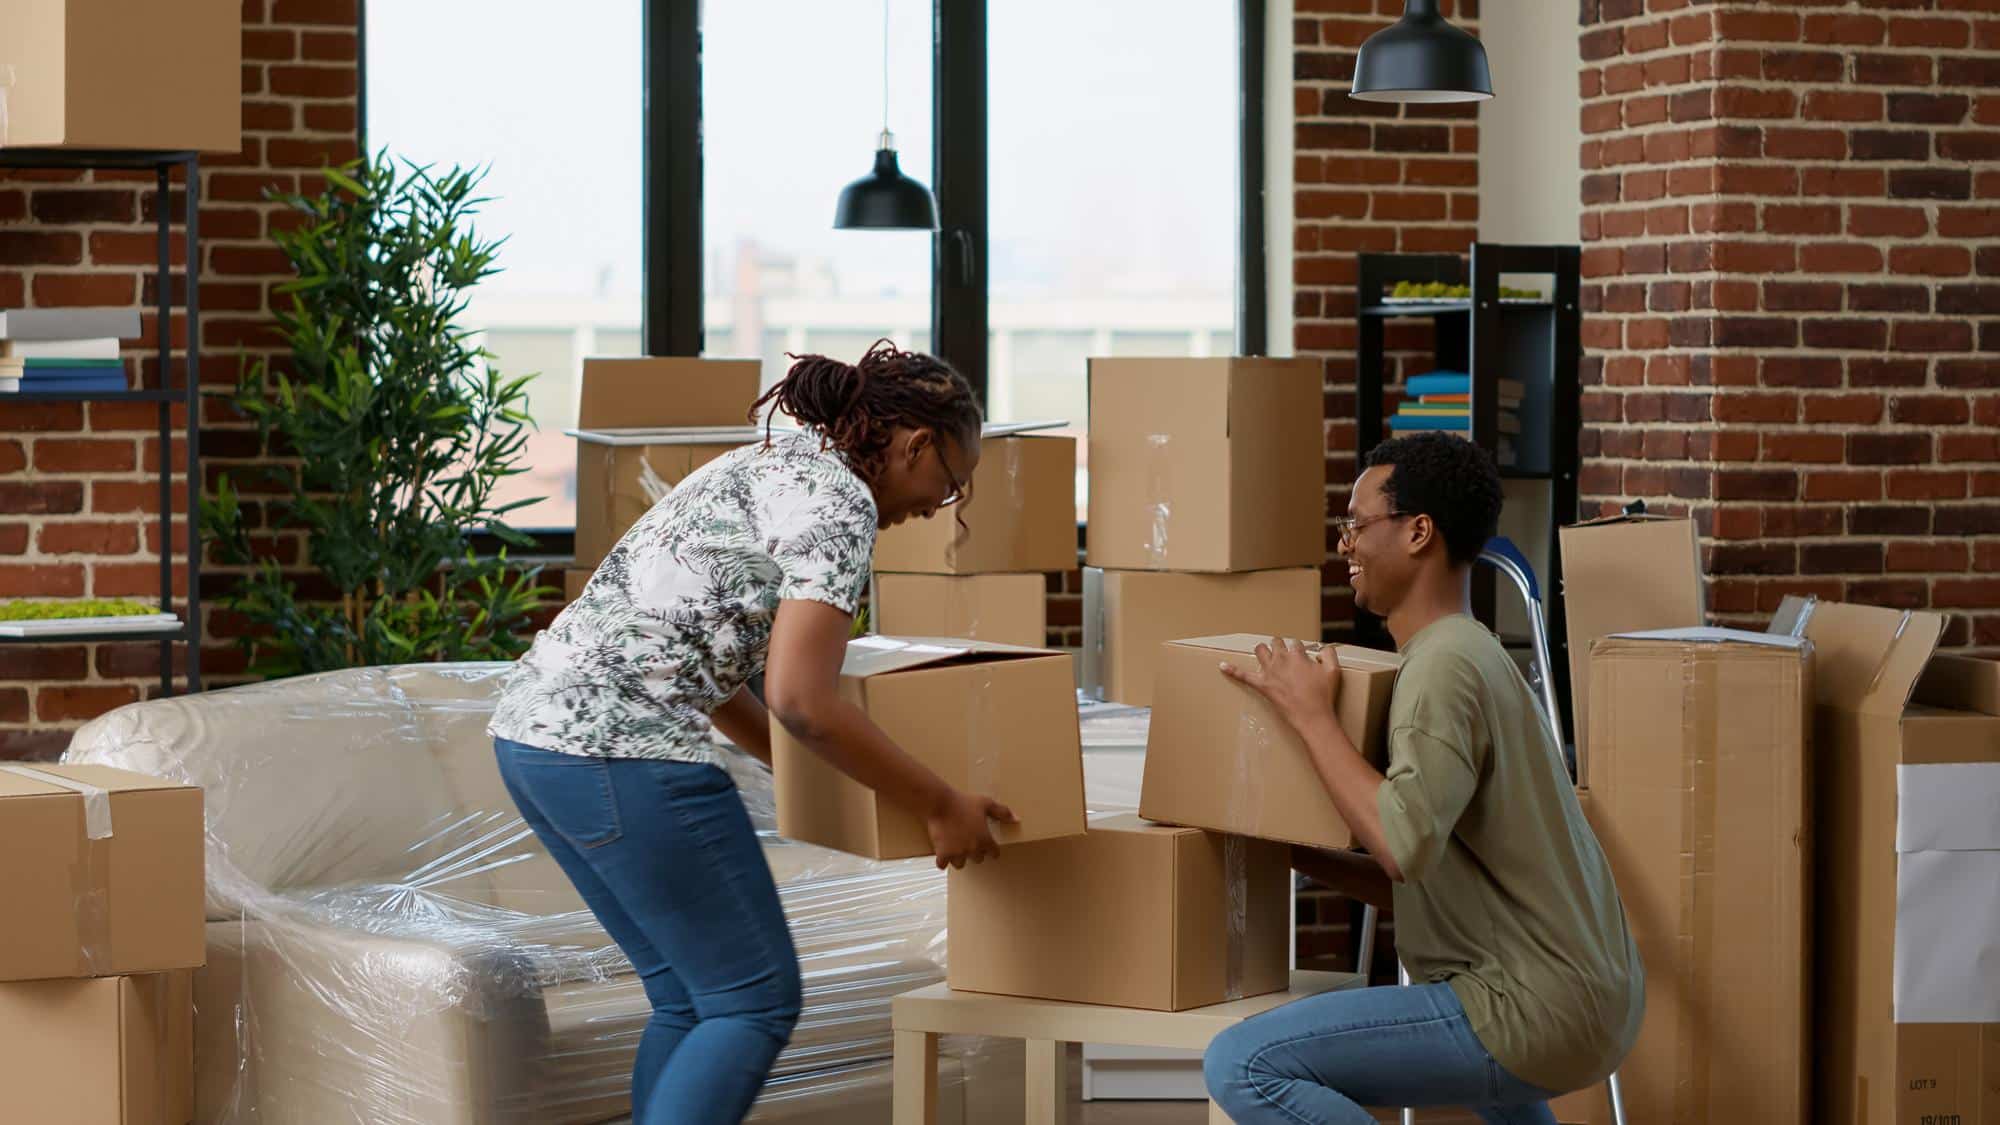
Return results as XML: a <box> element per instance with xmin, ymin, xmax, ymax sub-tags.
<box><xmin>0</xmin><ymin>0</ymin><xmax>362</xmax><ymax>759</ymax></box>
<box><xmin>1290</xmin><ymin>0</ymin><xmax>1482</xmax><ymax>976</ymax></box>
<box><xmin>1578</xmin><ymin>0</ymin><xmax>2000</xmax><ymax>648</ymax></box>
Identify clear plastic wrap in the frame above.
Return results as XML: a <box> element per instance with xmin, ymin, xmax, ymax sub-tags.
<box><xmin>64</xmin><ymin>662</ymin><xmax>1022</xmax><ymax>1124</ymax></box>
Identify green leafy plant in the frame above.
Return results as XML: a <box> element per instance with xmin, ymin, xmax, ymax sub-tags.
<box><xmin>201</xmin><ymin>153</ymin><xmax>551</xmax><ymax>678</ymax></box>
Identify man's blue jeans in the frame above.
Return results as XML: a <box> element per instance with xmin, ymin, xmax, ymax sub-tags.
<box><xmin>1205</xmin><ymin>982</ymin><xmax>1561</xmax><ymax>1124</ymax></box>
<box><xmin>494</xmin><ymin>738</ymin><xmax>802</xmax><ymax>1124</ymax></box>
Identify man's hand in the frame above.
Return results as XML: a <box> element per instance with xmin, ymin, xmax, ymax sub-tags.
<box><xmin>1219</xmin><ymin>636</ymin><xmax>1342</xmax><ymax>739</ymax></box>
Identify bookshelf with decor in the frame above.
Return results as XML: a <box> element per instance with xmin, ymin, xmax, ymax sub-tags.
<box><xmin>0</xmin><ymin>148</ymin><xmax>202</xmax><ymax>696</ymax></box>
<box><xmin>1353</xmin><ymin>243</ymin><xmax>1581</xmax><ymax>740</ymax></box>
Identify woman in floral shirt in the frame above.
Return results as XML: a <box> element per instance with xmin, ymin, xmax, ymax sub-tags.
<box><xmin>489</xmin><ymin>342</ymin><xmax>1008</xmax><ymax>1123</ymax></box>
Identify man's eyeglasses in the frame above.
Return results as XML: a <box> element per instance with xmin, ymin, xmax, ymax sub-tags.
<box><xmin>1332</xmin><ymin>511</ymin><xmax>1411</xmax><ymax>548</ymax></box>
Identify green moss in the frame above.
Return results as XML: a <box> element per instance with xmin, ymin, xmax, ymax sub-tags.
<box><xmin>0</xmin><ymin>598</ymin><xmax>162</xmax><ymax>621</ymax></box>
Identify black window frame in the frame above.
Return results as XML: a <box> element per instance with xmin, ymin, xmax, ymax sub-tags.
<box><xmin>371</xmin><ymin>0</ymin><xmax>1268</xmax><ymax>556</ymax></box>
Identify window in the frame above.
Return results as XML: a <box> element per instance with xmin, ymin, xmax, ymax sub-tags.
<box><xmin>365</xmin><ymin>1</ymin><xmax>642</xmax><ymax>531</ymax></box>
<box><xmin>367</xmin><ymin>1</ymin><xmax>1261</xmax><ymax>537</ymax></box>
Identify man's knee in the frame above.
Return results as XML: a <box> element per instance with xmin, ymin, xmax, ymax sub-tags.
<box><xmin>1204</xmin><ymin>1021</ymin><xmax>1261</xmax><ymax>1112</ymax></box>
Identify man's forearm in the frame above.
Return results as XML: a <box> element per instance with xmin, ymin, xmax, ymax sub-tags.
<box><xmin>1294</xmin><ymin>714</ymin><xmax>1406</xmax><ymax>882</ymax></box>
<box><xmin>1290</xmin><ymin>845</ymin><xmax>1395</xmax><ymax>912</ymax></box>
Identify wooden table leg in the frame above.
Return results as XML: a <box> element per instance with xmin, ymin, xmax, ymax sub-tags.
<box><xmin>1208</xmin><ymin>1100</ymin><xmax>1234</xmax><ymax>1124</ymax></box>
<box><xmin>894</xmin><ymin>1029</ymin><xmax>940</xmax><ymax>1125</ymax></box>
<box><xmin>1025</xmin><ymin>1038</ymin><xmax>1066</xmax><ymax>1125</ymax></box>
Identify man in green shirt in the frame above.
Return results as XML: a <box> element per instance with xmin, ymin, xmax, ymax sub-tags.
<box><xmin>1204</xmin><ymin>432</ymin><xmax>1643</xmax><ymax>1124</ymax></box>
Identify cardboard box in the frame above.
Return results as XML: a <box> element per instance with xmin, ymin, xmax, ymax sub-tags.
<box><xmin>1557</xmin><ymin>513</ymin><xmax>1704</xmax><ymax>785</ymax></box>
<box><xmin>0</xmin><ymin>764</ymin><xmax>204</xmax><ymax>982</ymax></box>
<box><xmin>562</xmin><ymin>568</ymin><xmax>591</xmax><ymax>603</ymax></box>
<box><xmin>872</xmin><ymin>573</ymin><xmax>1047</xmax><ymax>649</ymax></box>
<box><xmin>1086</xmin><ymin>358</ymin><xmax>1325</xmax><ymax>573</ymax></box>
<box><xmin>1141</xmin><ymin>635</ymin><xmax>1400</xmax><ymax>849</ymax></box>
<box><xmin>0</xmin><ymin>970</ymin><xmax>193</xmax><ymax>1124</ymax></box>
<box><xmin>1082</xmin><ymin>567</ymin><xmax>1321</xmax><ymax>707</ymax></box>
<box><xmin>1554</xmin><ymin>628</ymin><xmax>1813</xmax><ymax>1125</ymax></box>
<box><xmin>1766</xmin><ymin>597</ymin><xmax>2000</xmax><ymax>1125</ymax></box>
<box><xmin>872</xmin><ymin>433</ymin><xmax>1077</xmax><ymax>574</ymax></box>
<box><xmin>772</xmin><ymin>637</ymin><xmax>1086</xmax><ymax>860</ymax></box>
<box><xmin>569</xmin><ymin>357</ymin><xmax>764</xmax><ymax>569</ymax></box>
<box><xmin>0</xmin><ymin>0</ymin><xmax>240</xmax><ymax>153</ymax></box>
<box><xmin>946</xmin><ymin>813</ymin><xmax>1290</xmax><ymax>1011</ymax></box>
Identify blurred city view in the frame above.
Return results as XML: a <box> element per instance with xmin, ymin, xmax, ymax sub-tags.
<box><xmin>367</xmin><ymin>1</ymin><xmax>1236</xmax><ymax>529</ymax></box>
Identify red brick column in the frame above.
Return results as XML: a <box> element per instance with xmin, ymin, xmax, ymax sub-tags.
<box><xmin>1578</xmin><ymin>0</ymin><xmax>2000</xmax><ymax>648</ymax></box>
<box><xmin>0</xmin><ymin>0</ymin><xmax>361</xmax><ymax>758</ymax></box>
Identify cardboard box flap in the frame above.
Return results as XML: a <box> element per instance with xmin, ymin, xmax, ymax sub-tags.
<box><xmin>982</xmin><ymin>420</ymin><xmax>1069</xmax><ymax>438</ymax></box>
<box><xmin>1605</xmin><ymin>626</ymin><xmax>1808</xmax><ymax>650</ymax></box>
<box><xmin>566</xmin><ymin>425</ymin><xmax>777</xmax><ymax>447</ymax></box>
<box><xmin>841</xmin><ymin>635</ymin><xmax>1054</xmax><ymax>679</ymax></box>
<box><xmin>577</xmin><ymin>357</ymin><xmax>761</xmax><ymax>429</ymax></box>
<box><xmin>0</xmin><ymin>763</ymin><xmax>186</xmax><ymax>800</ymax></box>
<box><xmin>1565</xmin><ymin>511</ymin><xmax>1687</xmax><ymax>529</ymax></box>
<box><xmin>1174</xmin><ymin>633</ymin><xmax>1402</xmax><ymax>671</ymax></box>
<box><xmin>1914</xmin><ymin>653</ymin><xmax>2000</xmax><ymax>717</ymax></box>
<box><xmin>1767</xmin><ymin>595</ymin><xmax>1944</xmax><ymax>715</ymax></box>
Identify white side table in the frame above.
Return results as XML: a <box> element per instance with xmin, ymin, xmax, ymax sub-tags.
<box><xmin>891</xmin><ymin>969</ymin><xmax>1364</xmax><ymax>1124</ymax></box>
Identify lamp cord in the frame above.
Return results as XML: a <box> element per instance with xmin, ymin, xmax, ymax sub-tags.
<box><xmin>882</xmin><ymin>0</ymin><xmax>891</xmax><ymax>134</ymax></box>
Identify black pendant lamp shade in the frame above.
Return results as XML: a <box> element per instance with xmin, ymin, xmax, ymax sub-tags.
<box><xmin>1350</xmin><ymin>0</ymin><xmax>1492</xmax><ymax>104</ymax></box>
<box><xmin>834</xmin><ymin>129</ymin><xmax>939</xmax><ymax>231</ymax></box>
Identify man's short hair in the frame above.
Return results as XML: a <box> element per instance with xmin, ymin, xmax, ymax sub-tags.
<box><xmin>1362</xmin><ymin>431</ymin><xmax>1504</xmax><ymax>566</ymax></box>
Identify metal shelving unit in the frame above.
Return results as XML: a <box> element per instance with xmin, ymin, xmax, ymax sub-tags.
<box><xmin>1353</xmin><ymin>243</ymin><xmax>1581</xmax><ymax>739</ymax></box>
<box><xmin>0</xmin><ymin>148</ymin><xmax>203</xmax><ymax>696</ymax></box>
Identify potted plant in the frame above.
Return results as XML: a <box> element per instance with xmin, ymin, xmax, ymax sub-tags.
<box><xmin>202</xmin><ymin>154</ymin><xmax>550</xmax><ymax>677</ymax></box>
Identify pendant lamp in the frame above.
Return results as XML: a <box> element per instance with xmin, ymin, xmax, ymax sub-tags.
<box><xmin>1350</xmin><ymin>0</ymin><xmax>1493</xmax><ymax>104</ymax></box>
<box><xmin>834</xmin><ymin>0</ymin><xmax>939</xmax><ymax>230</ymax></box>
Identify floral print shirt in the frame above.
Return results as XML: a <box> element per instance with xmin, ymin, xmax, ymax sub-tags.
<box><xmin>488</xmin><ymin>431</ymin><xmax>877</xmax><ymax>761</ymax></box>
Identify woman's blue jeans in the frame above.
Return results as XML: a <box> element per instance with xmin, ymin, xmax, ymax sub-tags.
<box><xmin>494</xmin><ymin>738</ymin><xmax>801</xmax><ymax>1124</ymax></box>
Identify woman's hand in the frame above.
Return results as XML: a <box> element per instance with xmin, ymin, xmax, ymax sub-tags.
<box><xmin>925</xmin><ymin>788</ymin><xmax>1016</xmax><ymax>871</ymax></box>
<box><xmin>1219</xmin><ymin>636</ymin><xmax>1342</xmax><ymax>741</ymax></box>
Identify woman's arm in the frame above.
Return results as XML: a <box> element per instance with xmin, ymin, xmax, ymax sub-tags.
<box><xmin>709</xmin><ymin>686</ymin><xmax>774</xmax><ymax>766</ymax></box>
<box><xmin>764</xmin><ymin>598</ymin><xmax>1014</xmax><ymax>868</ymax></box>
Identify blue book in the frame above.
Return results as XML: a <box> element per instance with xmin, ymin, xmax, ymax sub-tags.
<box><xmin>1405</xmin><ymin>371</ymin><xmax>1472</xmax><ymax>396</ymax></box>
<box><xmin>14</xmin><ymin>360</ymin><xmax>126</xmax><ymax>377</ymax></box>
<box><xmin>1390</xmin><ymin>413</ymin><xmax>1470</xmax><ymax>431</ymax></box>
<box><xmin>18</xmin><ymin>374</ymin><xmax>128</xmax><ymax>394</ymax></box>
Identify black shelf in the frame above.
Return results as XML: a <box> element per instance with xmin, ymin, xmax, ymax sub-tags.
<box><xmin>1354</xmin><ymin>244</ymin><xmax>1582</xmax><ymax>745</ymax></box>
<box><xmin>1</xmin><ymin>388</ymin><xmax>182</xmax><ymax>404</ymax></box>
<box><xmin>0</xmin><ymin>151</ymin><xmax>202</xmax><ymax>696</ymax></box>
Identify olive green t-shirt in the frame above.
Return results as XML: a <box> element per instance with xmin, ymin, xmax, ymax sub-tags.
<box><xmin>1375</xmin><ymin>614</ymin><xmax>1644</xmax><ymax>1094</ymax></box>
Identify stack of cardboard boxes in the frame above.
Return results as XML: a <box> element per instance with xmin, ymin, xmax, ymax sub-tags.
<box><xmin>1081</xmin><ymin>358</ymin><xmax>1328</xmax><ymax>707</ymax></box>
<box><xmin>871</xmin><ymin>423</ymin><xmax>1079</xmax><ymax>649</ymax></box>
<box><xmin>0</xmin><ymin>764</ymin><xmax>204</xmax><ymax>1124</ymax></box>
<box><xmin>1554</xmin><ymin>516</ymin><xmax>2000</xmax><ymax>1125</ymax></box>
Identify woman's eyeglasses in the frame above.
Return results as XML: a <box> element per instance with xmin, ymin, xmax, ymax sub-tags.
<box><xmin>933</xmin><ymin>445</ymin><xmax>966</xmax><ymax>508</ymax></box>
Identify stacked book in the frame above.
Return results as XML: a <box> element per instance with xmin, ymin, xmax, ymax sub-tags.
<box><xmin>1389</xmin><ymin>370</ymin><xmax>1523</xmax><ymax>467</ymax></box>
<box><xmin>0</xmin><ymin>307</ymin><xmax>141</xmax><ymax>394</ymax></box>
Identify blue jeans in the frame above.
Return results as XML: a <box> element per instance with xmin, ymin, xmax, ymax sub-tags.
<box><xmin>494</xmin><ymin>738</ymin><xmax>802</xmax><ymax>1124</ymax></box>
<box><xmin>1205</xmin><ymin>983</ymin><xmax>1559</xmax><ymax>1125</ymax></box>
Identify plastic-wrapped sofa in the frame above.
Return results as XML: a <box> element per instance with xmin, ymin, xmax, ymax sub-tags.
<box><xmin>64</xmin><ymin>663</ymin><xmax>1020</xmax><ymax>1124</ymax></box>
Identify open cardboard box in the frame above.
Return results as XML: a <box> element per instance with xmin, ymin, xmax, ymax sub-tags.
<box><xmin>772</xmin><ymin>637</ymin><xmax>1086</xmax><ymax>860</ymax></box>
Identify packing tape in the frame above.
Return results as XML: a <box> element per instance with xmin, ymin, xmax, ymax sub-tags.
<box><xmin>1143</xmin><ymin>434</ymin><xmax>1173</xmax><ymax>567</ymax></box>
<box><xmin>1863</xmin><ymin>609</ymin><xmax>1915</xmax><ymax>697</ymax></box>
<box><xmin>967</xmin><ymin>668</ymin><xmax>999</xmax><ymax>805</ymax></box>
<box><xmin>636</xmin><ymin>454</ymin><xmax>674</xmax><ymax>505</ymax></box>
<box><xmin>1778</xmin><ymin>593</ymin><xmax>1818</xmax><ymax>639</ymax></box>
<box><xmin>1082</xmin><ymin>567</ymin><xmax>1106</xmax><ymax>701</ymax></box>
<box><xmin>1682</xmin><ymin>649</ymin><xmax>1719</xmax><ymax>1120</ymax></box>
<box><xmin>1</xmin><ymin>765</ymin><xmax>116</xmax><ymax>974</ymax></box>
<box><xmin>1222</xmin><ymin>834</ymin><xmax>1249</xmax><ymax>1002</ymax></box>
<box><xmin>1229</xmin><ymin>703</ymin><xmax>1274</xmax><ymax>843</ymax></box>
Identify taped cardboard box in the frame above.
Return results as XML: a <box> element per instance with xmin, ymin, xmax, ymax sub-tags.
<box><xmin>1141</xmin><ymin>635</ymin><xmax>1399</xmax><ymax>850</ymax></box>
<box><xmin>0</xmin><ymin>0</ymin><xmax>240</xmax><ymax>152</ymax></box>
<box><xmin>0</xmin><ymin>764</ymin><xmax>203</xmax><ymax>982</ymax></box>
<box><xmin>1086</xmin><ymin>358</ymin><xmax>1325</xmax><ymax>573</ymax></box>
<box><xmin>1552</xmin><ymin>628</ymin><xmax>1813</xmax><ymax>1125</ymax></box>
<box><xmin>1556</xmin><ymin>513</ymin><xmax>1704</xmax><ymax>785</ymax></box>
<box><xmin>1765</xmin><ymin>597</ymin><xmax>2000</xmax><ymax>1125</ymax></box>
<box><xmin>872</xmin><ymin>431</ymin><xmax>1077</xmax><ymax>575</ymax></box>
<box><xmin>562</xmin><ymin>568</ymin><xmax>591</xmax><ymax>603</ymax></box>
<box><xmin>772</xmin><ymin>637</ymin><xmax>1086</xmax><ymax>860</ymax></box>
<box><xmin>872</xmin><ymin>573</ymin><xmax>1047</xmax><ymax>650</ymax></box>
<box><xmin>0</xmin><ymin>970</ymin><xmax>193</xmax><ymax>1124</ymax></box>
<box><xmin>569</xmin><ymin>357</ymin><xmax>763</xmax><ymax>569</ymax></box>
<box><xmin>1082</xmin><ymin>566</ymin><xmax>1321</xmax><ymax>707</ymax></box>
<box><xmin>947</xmin><ymin>813</ymin><xmax>1290</xmax><ymax>1011</ymax></box>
